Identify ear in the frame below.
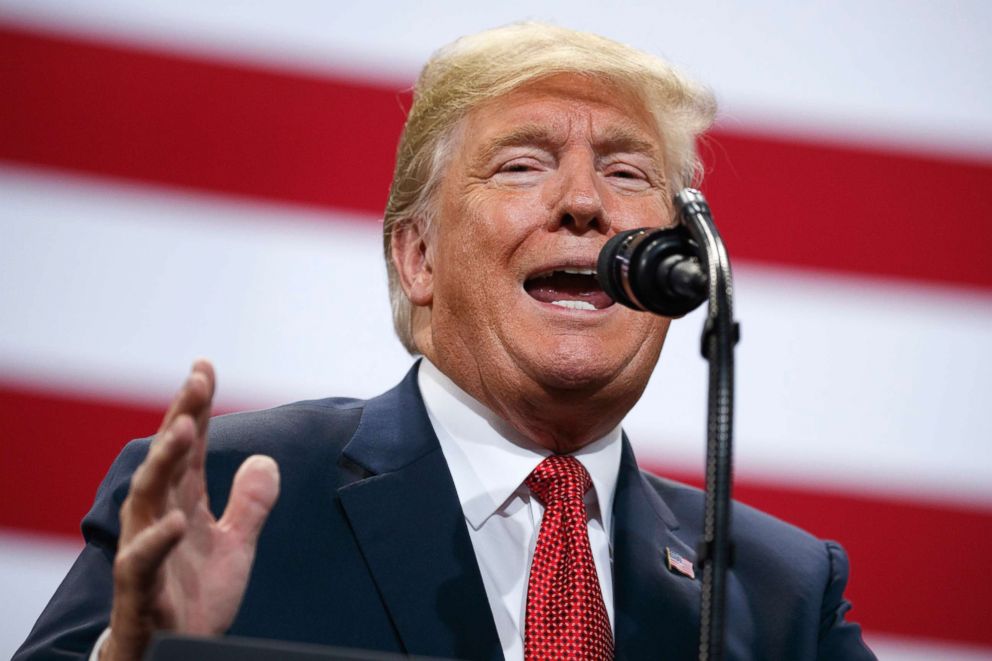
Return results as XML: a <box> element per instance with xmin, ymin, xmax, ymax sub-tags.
<box><xmin>390</xmin><ymin>219</ymin><xmax>434</xmax><ymax>306</ymax></box>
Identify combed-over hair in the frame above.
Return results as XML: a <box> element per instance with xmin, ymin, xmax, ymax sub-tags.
<box><xmin>383</xmin><ymin>22</ymin><xmax>716</xmax><ymax>353</ymax></box>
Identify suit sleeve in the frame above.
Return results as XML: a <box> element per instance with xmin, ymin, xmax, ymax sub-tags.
<box><xmin>816</xmin><ymin>540</ymin><xmax>877</xmax><ymax>660</ymax></box>
<box><xmin>13</xmin><ymin>440</ymin><xmax>150</xmax><ymax>661</ymax></box>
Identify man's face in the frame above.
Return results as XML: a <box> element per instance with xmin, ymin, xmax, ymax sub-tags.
<box><xmin>416</xmin><ymin>74</ymin><xmax>673</xmax><ymax>420</ymax></box>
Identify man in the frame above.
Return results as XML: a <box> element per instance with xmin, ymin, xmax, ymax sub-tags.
<box><xmin>16</xmin><ymin>23</ymin><xmax>874</xmax><ymax>660</ymax></box>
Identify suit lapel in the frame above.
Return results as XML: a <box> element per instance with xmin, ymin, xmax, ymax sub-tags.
<box><xmin>337</xmin><ymin>365</ymin><xmax>503</xmax><ymax>660</ymax></box>
<box><xmin>613</xmin><ymin>439</ymin><xmax>701</xmax><ymax>660</ymax></box>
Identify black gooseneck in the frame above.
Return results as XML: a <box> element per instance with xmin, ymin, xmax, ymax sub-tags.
<box><xmin>597</xmin><ymin>188</ymin><xmax>740</xmax><ymax>661</ymax></box>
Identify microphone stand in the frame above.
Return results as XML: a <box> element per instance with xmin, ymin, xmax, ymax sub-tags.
<box><xmin>675</xmin><ymin>189</ymin><xmax>740</xmax><ymax>661</ymax></box>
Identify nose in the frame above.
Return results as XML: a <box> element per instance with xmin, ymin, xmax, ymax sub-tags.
<box><xmin>547</xmin><ymin>159</ymin><xmax>611</xmax><ymax>234</ymax></box>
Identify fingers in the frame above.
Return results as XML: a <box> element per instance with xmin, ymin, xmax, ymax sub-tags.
<box><xmin>219</xmin><ymin>455</ymin><xmax>280</xmax><ymax>546</ymax></box>
<box><xmin>152</xmin><ymin>360</ymin><xmax>215</xmax><ymax>501</ymax></box>
<box><xmin>114</xmin><ymin>509</ymin><xmax>187</xmax><ymax>592</ymax></box>
<box><xmin>106</xmin><ymin>510</ymin><xmax>187</xmax><ymax>661</ymax></box>
<box><xmin>105</xmin><ymin>361</ymin><xmax>219</xmax><ymax>661</ymax></box>
<box><xmin>158</xmin><ymin>359</ymin><xmax>215</xmax><ymax>441</ymax></box>
<box><xmin>187</xmin><ymin>359</ymin><xmax>215</xmax><ymax>459</ymax></box>
<box><xmin>122</xmin><ymin>359</ymin><xmax>216</xmax><ymax>538</ymax></box>
<box><xmin>122</xmin><ymin>415</ymin><xmax>196</xmax><ymax>536</ymax></box>
<box><xmin>185</xmin><ymin>361</ymin><xmax>215</xmax><ymax>475</ymax></box>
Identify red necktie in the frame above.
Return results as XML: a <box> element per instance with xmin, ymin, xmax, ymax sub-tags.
<box><xmin>524</xmin><ymin>455</ymin><xmax>614</xmax><ymax>660</ymax></box>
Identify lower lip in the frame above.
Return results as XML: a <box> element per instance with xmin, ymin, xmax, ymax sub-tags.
<box><xmin>526</xmin><ymin>295</ymin><xmax>616</xmax><ymax>316</ymax></box>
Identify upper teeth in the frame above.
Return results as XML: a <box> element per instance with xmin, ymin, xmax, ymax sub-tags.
<box><xmin>534</xmin><ymin>267</ymin><xmax>596</xmax><ymax>278</ymax></box>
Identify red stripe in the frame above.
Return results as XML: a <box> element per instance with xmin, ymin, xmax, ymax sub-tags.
<box><xmin>701</xmin><ymin>131</ymin><xmax>992</xmax><ymax>291</ymax></box>
<box><xmin>1</xmin><ymin>382</ymin><xmax>990</xmax><ymax>646</ymax></box>
<box><xmin>0</xmin><ymin>384</ymin><xmax>163</xmax><ymax>535</ymax></box>
<box><xmin>3</xmin><ymin>23</ymin><xmax>992</xmax><ymax>289</ymax></box>
<box><xmin>0</xmin><ymin>23</ymin><xmax>408</xmax><ymax>216</ymax></box>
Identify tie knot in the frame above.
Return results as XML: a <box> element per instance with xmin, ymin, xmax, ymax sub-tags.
<box><xmin>525</xmin><ymin>455</ymin><xmax>592</xmax><ymax>506</ymax></box>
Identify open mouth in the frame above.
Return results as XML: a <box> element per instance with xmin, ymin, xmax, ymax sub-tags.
<box><xmin>523</xmin><ymin>267</ymin><xmax>614</xmax><ymax>311</ymax></box>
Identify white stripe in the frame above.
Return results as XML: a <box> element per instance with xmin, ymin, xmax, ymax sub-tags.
<box><xmin>2</xmin><ymin>165</ymin><xmax>991</xmax><ymax>508</ymax></box>
<box><xmin>2</xmin><ymin>0</ymin><xmax>991</xmax><ymax>160</ymax></box>
<box><xmin>628</xmin><ymin>265</ymin><xmax>992</xmax><ymax>507</ymax></box>
<box><xmin>0</xmin><ymin>165</ymin><xmax>414</xmax><ymax>408</ymax></box>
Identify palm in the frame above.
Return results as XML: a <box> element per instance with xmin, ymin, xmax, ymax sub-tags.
<box><xmin>156</xmin><ymin>484</ymin><xmax>253</xmax><ymax>633</ymax></box>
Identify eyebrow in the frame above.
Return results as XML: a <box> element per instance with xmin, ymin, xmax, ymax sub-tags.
<box><xmin>474</xmin><ymin>124</ymin><xmax>562</xmax><ymax>166</ymax></box>
<box><xmin>595</xmin><ymin>125</ymin><xmax>664</xmax><ymax>162</ymax></box>
<box><xmin>474</xmin><ymin>122</ymin><xmax>664</xmax><ymax>170</ymax></box>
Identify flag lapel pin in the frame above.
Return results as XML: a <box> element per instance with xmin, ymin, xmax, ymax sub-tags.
<box><xmin>665</xmin><ymin>547</ymin><xmax>696</xmax><ymax>579</ymax></box>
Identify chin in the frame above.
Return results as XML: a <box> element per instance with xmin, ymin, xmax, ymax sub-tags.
<box><xmin>524</xmin><ymin>342</ymin><xmax>631</xmax><ymax>393</ymax></box>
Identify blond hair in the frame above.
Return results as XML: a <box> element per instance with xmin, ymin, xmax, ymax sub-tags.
<box><xmin>383</xmin><ymin>22</ymin><xmax>716</xmax><ymax>353</ymax></box>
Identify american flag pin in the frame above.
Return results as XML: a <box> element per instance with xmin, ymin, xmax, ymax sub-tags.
<box><xmin>665</xmin><ymin>547</ymin><xmax>695</xmax><ymax>579</ymax></box>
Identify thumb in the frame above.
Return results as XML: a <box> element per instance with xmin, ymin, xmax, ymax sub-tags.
<box><xmin>219</xmin><ymin>455</ymin><xmax>280</xmax><ymax>545</ymax></box>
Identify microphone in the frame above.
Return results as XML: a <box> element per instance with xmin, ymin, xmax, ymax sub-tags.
<box><xmin>596</xmin><ymin>223</ymin><xmax>708</xmax><ymax>317</ymax></box>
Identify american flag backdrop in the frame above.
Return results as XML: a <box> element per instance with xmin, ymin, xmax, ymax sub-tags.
<box><xmin>1</xmin><ymin>1</ymin><xmax>991</xmax><ymax>658</ymax></box>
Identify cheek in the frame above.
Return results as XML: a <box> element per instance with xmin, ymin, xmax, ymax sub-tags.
<box><xmin>431</xmin><ymin>197</ymin><xmax>508</xmax><ymax>308</ymax></box>
<box><xmin>609</xmin><ymin>197</ymin><xmax>673</xmax><ymax>231</ymax></box>
<box><xmin>614</xmin><ymin>306</ymin><xmax>670</xmax><ymax>354</ymax></box>
<box><xmin>455</xmin><ymin>189</ymin><xmax>536</xmax><ymax>257</ymax></box>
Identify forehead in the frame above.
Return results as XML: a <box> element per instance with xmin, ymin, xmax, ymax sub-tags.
<box><xmin>459</xmin><ymin>73</ymin><xmax>664</xmax><ymax>156</ymax></box>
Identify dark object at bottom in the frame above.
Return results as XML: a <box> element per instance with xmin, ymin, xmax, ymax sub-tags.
<box><xmin>144</xmin><ymin>633</ymin><xmax>451</xmax><ymax>661</ymax></box>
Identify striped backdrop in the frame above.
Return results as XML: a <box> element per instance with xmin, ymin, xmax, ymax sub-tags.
<box><xmin>2</xmin><ymin>2</ymin><xmax>991</xmax><ymax>658</ymax></box>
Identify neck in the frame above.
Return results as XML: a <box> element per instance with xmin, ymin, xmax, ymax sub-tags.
<box><xmin>420</xmin><ymin>355</ymin><xmax>640</xmax><ymax>455</ymax></box>
<box><xmin>484</xmin><ymin>381</ymin><xmax>637</xmax><ymax>454</ymax></box>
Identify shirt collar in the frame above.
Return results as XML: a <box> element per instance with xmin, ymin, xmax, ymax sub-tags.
<box><xmin>417</xmin><ymin>359</ymin><xmax>623</xmax><ymax>537</ymax></box>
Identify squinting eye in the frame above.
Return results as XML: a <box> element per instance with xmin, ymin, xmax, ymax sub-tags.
<box><xmin>607</xmin><ymin>167</ymin><xmax>644</xmax><ymax>180</ymax></box>
<box><xmin>496</xmin><ymin>155</ymin><xmax>549</xmax><ymax>175</ymax></box>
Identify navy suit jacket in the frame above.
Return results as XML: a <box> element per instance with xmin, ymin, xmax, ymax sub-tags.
<box><xmin>16</xmin><ymin>364</ymin><xmax>874</xmax><ymax>660</ymax></box>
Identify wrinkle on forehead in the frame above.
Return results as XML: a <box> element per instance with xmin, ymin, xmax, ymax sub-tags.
<box><xmin>461</xmin><ymin>75</ymin><xmax>667</xmax><ymax>175</ymax></box>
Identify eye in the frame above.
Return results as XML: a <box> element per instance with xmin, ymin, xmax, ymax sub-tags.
<box><xmin>603</xmin><ymin>163</ymin><xmax>652</xmax><ymax>190</ymax></box>
<box><xmin>499</xmin><ymin>158</ymin><xmax>543</xmax><ymax>174</ymax></box>
<box><xmin>605</xmin><ymin>165</ymin><xmax>646</xmax><ymax>180</ymax></box>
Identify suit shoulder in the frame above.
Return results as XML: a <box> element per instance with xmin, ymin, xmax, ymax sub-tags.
<box><xmin>82</xmin><ymin>396</ymin><xmax>370</xmax><ymax>541</ymax></box>
<box><xmin>204</xmin><ymin>396</ymin><xmax>367</xmax><ymax>456</ymax></box>
<box><xmin>640</xmin><ymin>470</ymin><xmax>830</xmax><ymax>566</ymax></box>
<box><xmin>636</xmin><ymin>472</ymin><xmax>871</xmax><ymax>656</ymax></box>
<box><xmin>107</xmin><ymin>396</ymin><xmax>368</xmax><ymax>466</ymax></box>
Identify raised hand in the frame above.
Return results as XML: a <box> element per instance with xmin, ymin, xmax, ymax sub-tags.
<box><xmin>101</xmin><ymin>360</ymin><xmax>280</xmax><ymax>661</ymax></box>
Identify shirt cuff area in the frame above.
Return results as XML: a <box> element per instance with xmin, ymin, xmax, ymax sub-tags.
<box><xmin>89</xmin><ymin>627</ymin><xmax>111</xmax><ymax>661</ymax></box>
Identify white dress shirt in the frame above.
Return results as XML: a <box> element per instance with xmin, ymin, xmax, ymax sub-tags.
<box><xmin>418</xmin><ymin>359</ymin><xmax>622</xmax><ymax>661</ymax></box>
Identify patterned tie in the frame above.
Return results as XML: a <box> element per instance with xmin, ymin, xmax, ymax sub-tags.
<box><xmin>524</xmin><ymin>455</ymin><xmax>614</xmax><ymax>660</ymax></box>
